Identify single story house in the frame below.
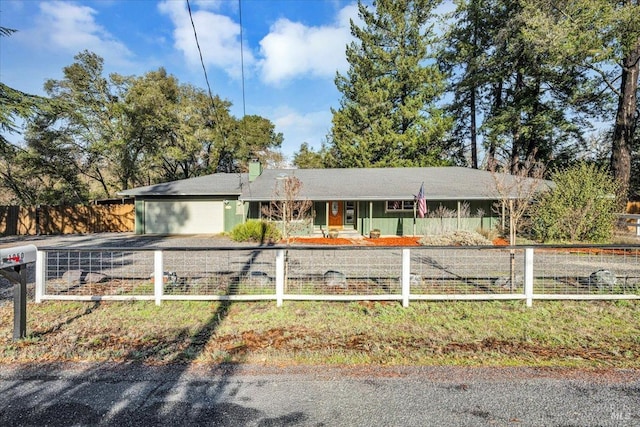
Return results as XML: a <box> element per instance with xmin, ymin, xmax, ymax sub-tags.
<box><xmin>119</xmin><ymin>161</ymin><xmax>550</xmax><ymax>236</ymax></box>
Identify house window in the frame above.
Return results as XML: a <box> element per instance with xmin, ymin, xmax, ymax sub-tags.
<box><xmin>345</xmin><ymin>201</ymin><xmax>355</xmax><ymax>225</ymax></box>
<box><xmin>386</xmin><ymin>200</ymin><xmax>414</xmax><ymax>212</ymax></box>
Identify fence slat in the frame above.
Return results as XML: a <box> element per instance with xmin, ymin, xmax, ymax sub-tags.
<box><xmin>154</xmin><ymin>250</ymin><xmax>164</xmax><ymax>306</ymax></box>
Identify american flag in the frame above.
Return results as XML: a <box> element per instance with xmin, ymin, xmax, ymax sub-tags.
<box><xmin>417</xmin><ymin>183</ymin><xmax>426</xmax><ymax>218</ymax></box>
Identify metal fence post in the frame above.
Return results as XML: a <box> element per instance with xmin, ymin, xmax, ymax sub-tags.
<box><xmin>276</xmin><ymin>249</ymin><xmax>284</xmax><ymax>307</ymax></box>
<box><xmin>524</xmin><ymin>247</ymin><xmax>534</xmax><ymax>307</ymax></box>
<box><xmin>154</xmin><ymin>250</ymin><xmax>164</xmax><ymax>306</ymax></box>
<box><xmin>35</xmin><ymin>250</ymin><xmax>45</xmax><ymax>303</ymax></box>
<box><xmin>402</xmin><ymin>248</ymin><xmax>410</xmax><ymax>308</ymax></box>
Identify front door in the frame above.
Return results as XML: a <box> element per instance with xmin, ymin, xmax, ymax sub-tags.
<box><xmin>328</xmin><ymin>201</ymin><xmax>343</xmax><ymax>229</ymax></box>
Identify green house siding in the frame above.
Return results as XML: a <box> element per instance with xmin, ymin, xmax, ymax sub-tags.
<box><xmin>223</xmin><ymin>199</ymin><xmax>245</xmax><ymax>232</ymax></box>
<box><xmin>360</xmin><ymin>200</ymin><xmax>499</xmax><ymax>236</ymax></box>
<box><xmin>245</xmin><ymin>199</ymin><xmax>501</xmax><ymax>237</ymax></box>
<box><xmin>135</xmin><ymin>199</ymin><xmax>145</xmax><ymax>234</ymax></box>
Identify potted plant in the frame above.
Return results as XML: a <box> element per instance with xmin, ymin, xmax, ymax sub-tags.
<box><xmin>369</xmin><ymin>229</ymin><xmax>381</xmax><ymax>239</ymax></box>
<box><xmin>328</xmin><ymin>229</ymin><xmax>339</xmax><ymax>239</ymax></box>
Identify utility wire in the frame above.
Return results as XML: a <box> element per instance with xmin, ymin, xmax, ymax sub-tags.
<box><xmin>239</xmin><ymin>0</ymin><xmax>247</xmax><ymax>120</ymax></box>
<box><xmin>186</xmin><ymin>0</ymin><xmax>229</xmax><ymax>172</ymax></box>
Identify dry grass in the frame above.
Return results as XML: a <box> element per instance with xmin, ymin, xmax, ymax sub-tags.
<box><xmin>1</xmin><ymin>300</ymin><xmax>638</xmax><ymax>368</ymax></box>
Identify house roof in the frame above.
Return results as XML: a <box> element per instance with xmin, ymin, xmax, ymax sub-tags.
<box><xmin>118</xmin><ymin>167</ymin><xmax>552</xmax><ymax>201</ymax></box>
<box><xmin>240</xmin><ymin>167</ymin><xmax>551</xmax><ymax>201</ymax></box>
<box><xmin>118</xmin><ymin>173</ymin><xmax>248</xmax><ymax>197</ymax></box>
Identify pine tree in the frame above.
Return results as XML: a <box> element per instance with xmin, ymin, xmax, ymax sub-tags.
<box><xmin>329</xmin><ymin>0</ymin><xmax>451</xmax><ymax>168</ymax></box>
<box><xmin>520</xmin><ymin>0</ymin><xmax>640</xmax><ymax>201</ymax></box>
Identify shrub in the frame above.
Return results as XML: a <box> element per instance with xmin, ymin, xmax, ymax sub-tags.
<box><xmin>231</xmin><ymin>220</ymin><xmax>281</xmax><ymax>243</ymax></box>
<box><xmin>530</xmin><ymin>163</ymin><xmax>619</xmax><ymax>243</ymax></box>
<box><xmin>419</xmin><ymin>230</ymin><xmax>492</xmax><ymax>246</ymax></box>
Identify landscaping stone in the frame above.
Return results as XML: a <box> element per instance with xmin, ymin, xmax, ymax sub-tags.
<box><xmin>61</xmin><ymin>270</ymin><xmax>84</xmax><ymax>284</ymax></box>
<box><xmin>61</xmin><ymin>270</ymin><xmax>108</xmax><ymax>284</ymax></box>
<box><xmin>588</xmin><ymin>269</ymin><xmax>617</xmax><ymax>291</ymax></box>
<box><xmin>83</xmin><ymin>272</ymin><xmax>108</xmax><ymax>283</ymax></box>
<box><xmin>248</xmin><ymin>271</ymin><xmax>271</xmax><ymax>286</ymax></box>
<box><xmin>324</xmin><ymin>270</ymin><xmax>347</xmax><ymax>287</ymax></box>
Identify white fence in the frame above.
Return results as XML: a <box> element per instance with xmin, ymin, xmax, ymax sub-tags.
<box><xmin>34</xmin><ymin>245</ymin><xmax>640</xmax><ymax>307</ymax></box>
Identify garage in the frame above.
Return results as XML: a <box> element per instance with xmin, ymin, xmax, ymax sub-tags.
<box><xmin>118</xmin><ymin>173</ymin><xmax>248</xmax><ymax>235</ymax></box>
<box><xmin>142</xmin><ymin>200</ymin><xmax>225</xmax><ymax>234</ymax></box>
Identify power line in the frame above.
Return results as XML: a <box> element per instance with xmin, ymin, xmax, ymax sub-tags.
<box><xmin>186</xmin><ymin>0</ymin><xmax>230</xmax><ymax>172</ymax></box>
<box><xmin>239</xmin><ymin>0</ymin><xmax>247</xmax><ymax>120</ymax></box>
<box><xmin>186</xmin><ymin>0</ymin><xmax>250</xmax><ymax>181</ymax></box>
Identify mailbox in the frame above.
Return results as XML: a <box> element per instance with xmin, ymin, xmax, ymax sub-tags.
<box><xmin>0</xmin><ymin>245</ymin><xmax>37</xmax><ymax>269</ymax></box>
<box><xmin>0</xmin><ymin>244</ymin><xmax>37</xmax><ymax>340</ymax></box>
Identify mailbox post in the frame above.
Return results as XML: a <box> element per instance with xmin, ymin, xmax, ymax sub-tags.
<box><xmin>0</xmin><ymin>245</ymin><xmax>38</xmax><ymax>340</ymax></box>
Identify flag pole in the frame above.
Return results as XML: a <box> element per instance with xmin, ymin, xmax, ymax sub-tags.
<box><xmin>413</xmin><ymin>202</ymin><xmax>416</xmax><ymax>236</ymax></box>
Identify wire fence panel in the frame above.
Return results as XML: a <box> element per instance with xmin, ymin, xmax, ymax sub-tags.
<box><xmin>534</xmin><ymin>247</ymin><xmax>640</xmax><ymax>295</ymax></box>
<box><xmin>161</xmin><ymin>249</ymin><xmax>276</xmax><ymax>296</ymax></box>
<box><xmin>285</xmin><ymin>248</ymin><xmax>403</xmax><ymax>296</ymax></box>
<box><xmin>409</xmin><ymin>247</ymin><xmax>525</xmax><ymax>295</ymax></box>
<box><xmin>45</xmin><ymin>250</ymin><xmax>155</xmax><ymax>297</ymax></box>
<box><xmin>38</xmin><ymin>245</ymin><xmax>640</xmax><ymax>303</ymax></box>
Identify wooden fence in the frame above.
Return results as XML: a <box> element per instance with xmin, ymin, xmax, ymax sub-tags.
<box><xmin>0</xmin><ymin>204</ymin><xmax>134</xmax><ymax>236</ymax></box>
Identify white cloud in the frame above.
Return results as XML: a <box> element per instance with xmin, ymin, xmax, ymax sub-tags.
<box><xmin>158</xmin><ymin>0</ymin><xmax>252</xmax><ymax>78</ymax></box>
<box><xmin>31</xmin><ymin>1</ymin><xmax>132</xmax><ymax>64</ymax></box>
<box><xmin>273</xmin><ymin>108</ymin><xmax>332</xmax><ymax>157</ymax></box>
<box><xmin>257</xmin><ymin>3</ymin><xmax>358</xmax><ymax>85</ymax></box>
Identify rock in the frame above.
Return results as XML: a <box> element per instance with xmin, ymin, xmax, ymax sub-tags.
<box><xmin>61</xmin><ymin>269</ymin><xmax>108</xmax><ymax>284</ymax></box>
<box><xmin>324</xmin><ymin>270</ymin><xmax>347</xmax><ymax>287</ymax></box>
<box><xmin>248</xmin><ymin>271</ymin><xmax>271</xmax><ymax>286</ymax></box>
<box><xmin>494</xmin><ymin>275</ymin><xmax>523</xmax><ymax>290</ymax></box>
<box><xmin>62</xmin><ymin>270</ymin><xmax>85</xmax><ymax>284</ymax></box>
<box><xmin>409</xmin><ymin>274</ymin><xmax>422</xmax><ymax>285</ymax></box>
<box><xmin>589</xmin><ymin>269</ymin><xmax>617</xmax><ymax>291</ymax></box>
<box><xmin>83</xmin><ymin>272</ymin><xmax>108</xmax><ymax>283</ymax></box>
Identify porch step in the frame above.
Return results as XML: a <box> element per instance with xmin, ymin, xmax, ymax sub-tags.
<box><xmin>312</xmin><ymin>228</ymin><xmax>363</xmax><ymax>239</ymax></box>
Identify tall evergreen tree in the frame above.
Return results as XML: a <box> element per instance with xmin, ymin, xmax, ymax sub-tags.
<box><xmin>329</xmin><ymin>0</ymin><xmax>451</xmax><ymax>168</ymax></box>
<box><xmin>520</xmin><ymin>0</ymin><xmax>640</xmax><ymax>201</ymax></box>
<box><xmin>440</xmin><ymin>0</ymin><xmax>497</xmax><ymax>169</ymax></box>
<box><xmin>292</xmin><ymin>142</ymin><xmax>328</xmax><ymax>168</ymax></box>
<box><xmin>442</xmin><ymin>1</ymin><xmax>598</xmax><ymax>174</ymax></box>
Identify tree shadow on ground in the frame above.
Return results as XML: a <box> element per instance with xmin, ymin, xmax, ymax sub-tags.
<box><xmin>0</xmin><ymin>244</ymin><xmax>310</xmax><ymax>426</ymax></box>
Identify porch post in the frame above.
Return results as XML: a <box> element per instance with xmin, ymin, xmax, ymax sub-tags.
<box><xmin>325</xmin><ymin>202</ymin><xmax>329</xmax><ymax>230</ymax></box>
<box><xmin>369</xmin><ymin>201</ymin><xmax>373</xmax><ymax>232</ymax></box>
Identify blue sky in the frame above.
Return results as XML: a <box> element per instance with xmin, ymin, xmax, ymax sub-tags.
<box><xmin>1</xmin><ymin>0</ymin><xmax>368</xmax><ymax>161</ymax></box>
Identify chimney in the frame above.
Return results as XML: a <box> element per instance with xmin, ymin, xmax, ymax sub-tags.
<box><xmin>249</xmin><ymin>159</ymin><xmax>262</xmax><ymax>182</ymax></box>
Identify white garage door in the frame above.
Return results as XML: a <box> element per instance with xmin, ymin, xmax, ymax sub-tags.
<box><xmin>144</xmin><ymin>200</ymin><xmax>224</xmax><ymax>234</ymax></box>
